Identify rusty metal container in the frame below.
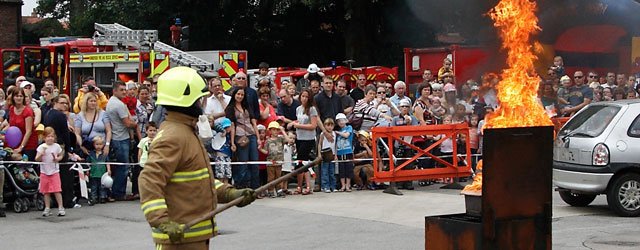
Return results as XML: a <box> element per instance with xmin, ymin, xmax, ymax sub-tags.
<box><xmin>425</xmin><ymin>126</ymin><xmax>553</xmax><ymax>250</ymax></box>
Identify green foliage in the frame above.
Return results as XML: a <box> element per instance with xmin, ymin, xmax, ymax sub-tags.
<box><xmin>22</xmin><ymin>18</ymin><xmax>70</xmax><ymax>45</ymax></box>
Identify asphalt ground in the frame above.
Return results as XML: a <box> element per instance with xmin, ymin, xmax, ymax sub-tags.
<box><xmin>1</xmin><ymin>181</ymin><xmax>639</xmax><ymax>250</ymax></box>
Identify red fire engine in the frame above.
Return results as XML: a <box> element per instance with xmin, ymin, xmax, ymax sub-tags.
<box><xmin>1</xmin><ymin>23</ymin><xmax>247</xmax><ymax>103</ymax></box>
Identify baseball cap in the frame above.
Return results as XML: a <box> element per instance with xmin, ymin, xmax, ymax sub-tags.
<box><xmin>257</xmin><ymin>124</ymin><xmax>266</xmax><ymax>131</ymax></box>
<box><xmin>307</xmin><ymin>63</ymin><xmax>319</xmax><ymax>74</ymax></box>
<box><xmin>20</xmin><ymin>81</ymin><xmax>35</xmax><ymax>89</ymax></box>
<box><xmin>335</xmin><ymin>113</ymin><xmax>347</xmax><ymax>121</ymax></box>
<box><xmin>444</xmin><ymin>83</ymin><xmax>456</xmax><ymax>92</ymax></box>
<box><xmin>432</xmin><ymin>83</ymin><xmax>443</xmax><ymax>90</ymax></box>
<box><xmin>126</xmin><ymin>80</ymin><xmax>138</xmax><ymax>90</ymax></box>
<box><xmin>560</xmin><ymin>75</ymin><xmax>571</xmax><ymax>83</ymax></box>
<box><xmin>268</xmin><ymin>121</ymin><xmax>280</xmax><ymax>130</ymax></box>
<box><xmin>399</xmin><ymin>99</ymin><xmax>411</xmax><ymax>107</ymax></box>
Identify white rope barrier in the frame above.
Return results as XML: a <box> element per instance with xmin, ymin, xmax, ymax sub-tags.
<box><xmin>0</xmin><ymin>154</ymin><xmax>483</xmax><ymax>167</ymax></box>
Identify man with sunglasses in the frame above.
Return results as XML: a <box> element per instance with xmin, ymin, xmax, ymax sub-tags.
<box><xmin>227</xmin><ymin>72</ymin><xmax>259</xmax><ymax>119</ymax></box>
<box><xmin>561</xmin><ymin>71</ymin><xmax>592</xmax><ymax>117</ymax></box>
<box><xmin>587</xmin><ymin>71</ymin><xmax>600</xmax><ymax>89</ymax></box>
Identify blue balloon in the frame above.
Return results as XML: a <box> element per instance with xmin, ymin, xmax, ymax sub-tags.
<box><xmin>5</xmin><ymin>126</ymin><xmax>23</xmax><ymax>148</ymax></box>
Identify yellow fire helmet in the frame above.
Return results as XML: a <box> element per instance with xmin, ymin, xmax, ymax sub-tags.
<box><xmin>156</xmin><ymin>67</ymin><xmax>208</xmax><ymax>107</ymax></box>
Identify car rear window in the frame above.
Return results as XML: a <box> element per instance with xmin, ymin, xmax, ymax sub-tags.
<box><xmin>558</xmin><ymin>105</ymin><xmax>621</xmax><ymax>138</ymax></box>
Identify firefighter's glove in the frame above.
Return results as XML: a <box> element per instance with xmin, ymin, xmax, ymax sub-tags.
<box><xmin>227</xmin><ymin>188</ymin><xmax>256</xmax><ymax>207</ymax></box>
<box><xmin>158</xmin><ymin>221</ymin><xmax>185</xmax><ymax>243</ymax></box>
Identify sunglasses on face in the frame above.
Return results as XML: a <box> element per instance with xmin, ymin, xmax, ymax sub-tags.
<box><xmin>574</xmin><ymin>76</ymin><xmax>584</xmax><ymax>79</ymax></box>
<box><xmin>236</xmin><ymin>77</ymin><xmax>246</xmax><ymax>80</ymax></box>
<box><xmin>377</xmin><ymin>91</ymin><xmax>386</xmax><ymax>94</ymax></box>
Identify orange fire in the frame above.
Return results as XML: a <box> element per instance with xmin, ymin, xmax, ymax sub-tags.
<box><xmin>462</xmin><ymin>160</ymin><xmax>482</xmax><ymax>194</ymax></box>
<box><xmin>484</xmin><ymin>0</ymin><xmax>553</xmax><ymax>129</ymax></box>
<box><xmin>464</xmin><ymin>0</ymin><xmax>552</xmax><ymax>193</ymax></box>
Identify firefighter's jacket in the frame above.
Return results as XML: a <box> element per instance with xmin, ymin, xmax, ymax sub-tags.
<box><xmin>139</xmin><ymin>111</ymin><xmax>231</xmax><ymax>244</ymax></box>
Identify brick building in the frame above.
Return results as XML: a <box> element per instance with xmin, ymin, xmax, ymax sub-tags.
<box><xmin>0</xmin><ymin>0</ymin><xmax>22</xmax><ymax>48</ymax></box>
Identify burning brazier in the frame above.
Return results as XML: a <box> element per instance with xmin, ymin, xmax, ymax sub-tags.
<box><xmin>425</xmin><ymin>126</ymin><xmax>553</xmax><ymax>250</ymax></box>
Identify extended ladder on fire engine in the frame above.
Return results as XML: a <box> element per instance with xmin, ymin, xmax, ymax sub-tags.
<box><xmin>93</xmin><ymin>23</ymin><xmax>215</xmax><ymax>71</ymax></box>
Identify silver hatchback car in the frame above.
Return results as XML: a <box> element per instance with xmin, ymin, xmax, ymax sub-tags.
<box><xmin>553</xmin><ymin>99</ymin><xmax>640</xmax><ymax>217</ymax></box>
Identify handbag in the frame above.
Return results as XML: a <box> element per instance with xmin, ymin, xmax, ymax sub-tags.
<box><xmin>235</xmin><ymin>110</ymin><xmax>251</xmax><ymax>148</ymax></box>
<box><xmin>348</xmin><ymin>109</ymin><xmax>363</xmax><ymax>131</ymax></box>
<box><xmin>81</xmin><ymin>110</ymin><xmax>98</xmax><ymax>151</ymax></box>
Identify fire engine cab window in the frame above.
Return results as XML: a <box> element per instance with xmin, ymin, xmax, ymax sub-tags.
<box><xmin>559</xmin><ymin>105</ymin><xmax>620</xmax><ymax>138</ymax></box>
<box><xmin>628</xmin><ymin>115</ymin><xmax>640</xmax><ymax>138</ymax></box>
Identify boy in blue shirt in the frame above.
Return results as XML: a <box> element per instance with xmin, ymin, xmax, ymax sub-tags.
<box><xmin>213</xmin><ymin>118</ymin><xmax>233</xmax><ymax>185</ymax></box>
<box><xmin>335</xmin><ymin>113</ymin><xmax>354</xmax><ymax>192</ymax></box>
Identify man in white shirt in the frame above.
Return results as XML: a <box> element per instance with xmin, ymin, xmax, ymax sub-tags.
<box><xmin>203</xmin><ymin>77</ymin><xmax>231</xmax><ymax>123</ymax></box>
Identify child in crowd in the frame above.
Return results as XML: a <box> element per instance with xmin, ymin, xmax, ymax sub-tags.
<box><xmin>551</xmin><ymin>56</ymin><xmax>565</xmax><ymax>76</ymax></box>
<box><xmin>437</xmin><ymin>115</ymin><xmax>455</xmax><ymax>165</ymax></box>
<box><xmin>256</xmin><ymin>124</ymin><xmax>268</xmax><ymax>197</ymax></box>
<box><xmin>281</xmin><ymin>131</ymin><xmax>296</xmax><ymax>194</ymax></box>
<box><xmin>334</xmin><ymin>113</ymin><xmax>354</xmax><ymax>192</ymax></box>
<box><xmin>258</xmin><ymin>121</ymin><xmax>293</xmax><ymax>198</ymax></box>
<box><xmin>35</xmin><ymin>127</ymin><xmax>65</xmax><ymax>217</ymax></box>
<box><xmin>353</xmin><ymin>130</ymin><xmax>374</xmax><ymax>190</ymax></box>
<box><xmin>468</xmin><ymin>114</ymin><xmax>480</xmax><ymax>171</ymax></box>
<box><xmin>317</xmin><ymin>118</ymin><xmax>337</xmax><ymax>193</ymax></box>
<box><xmin>137</xmin><ymin>122</ymin><xmax>157</xmax><ymax>167</ymax></box>
<box><xmin>212</xmin><ymin>118</ymin><xmax>232</xmax><ymax>185</ymax></box>
<box><xmin>122</xmin><ymin>81</ymin><xmax>138</xmax><ymax>117</ymax></box>
<box><xmin>87</xmin><ymin>136</ymin><xmax>111</xmax><ymax>205</ymax></box>
<box><xmin>453</xmin><ymin>103</ymin><xmax>468</xmax><ymax>124</ymax></box>
<box><xmin>430</xmin><ymin>97</ymin><xmax>446</xmax><ymax>124</ymax></box>
<box><xmin>122</xmin><ymin>82</ymin><xmax>142</xmax><ymax>141</ymax></box>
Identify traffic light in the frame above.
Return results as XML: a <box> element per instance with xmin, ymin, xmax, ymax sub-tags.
<box><xmin>180</xmin><ymin>26</ymin><xmax>189</xmax><ymax>51</ymax></box>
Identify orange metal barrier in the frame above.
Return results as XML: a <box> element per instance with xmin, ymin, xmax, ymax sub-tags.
<box><xmin>371</xmin><ymin>123</ymin><xmax>472</xmax><ymax>182</ymax></box>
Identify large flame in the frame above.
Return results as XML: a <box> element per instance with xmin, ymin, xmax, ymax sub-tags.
<box><xmin>464</xmin><ymin>0</ymin><xmax>552</xmax><ymax>194</ymax></box>
<box><xmin>484</xmin><ymin>0</ymin><xmax>552</xmax><ymax>129</ymax></box>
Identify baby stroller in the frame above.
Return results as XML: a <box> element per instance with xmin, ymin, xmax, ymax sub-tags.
<box><xmin>1</xmin><ymin>149</ymin><xmax>44</xmax><ymax>213</ymax></box>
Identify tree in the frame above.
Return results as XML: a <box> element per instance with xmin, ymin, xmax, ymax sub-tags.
<box><xmin>22</xmin><ymin>18</ymin><xmax>70</xmax><ymax>45</ymax></box>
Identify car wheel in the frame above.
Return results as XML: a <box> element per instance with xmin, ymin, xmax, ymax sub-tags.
<box><xmin>559</xmin><ymin>190</ymin><xmax>596</xmax><ymax>207</ymax></box>
<box><xmin>607</xmin><ymin>173</ymin><xmax>640</xmax><ymax>217</ymax></box>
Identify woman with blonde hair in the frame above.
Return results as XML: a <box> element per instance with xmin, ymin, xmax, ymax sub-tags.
<box><xmin>74</xmin><ymin>92</ymin><xmax>112</xmax><ymax>156</ymax></box>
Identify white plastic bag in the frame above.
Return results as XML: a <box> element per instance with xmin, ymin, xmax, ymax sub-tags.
<box><xmin>197</xmin><ymin>115</ymin><xmax>214</xmax><ymax>140</ymax></box>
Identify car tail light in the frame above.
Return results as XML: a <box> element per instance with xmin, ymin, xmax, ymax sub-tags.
<box><xmin>592</xmin><ymin>143</ymin><xmax>609</xmax><ymax>166</ymax></box>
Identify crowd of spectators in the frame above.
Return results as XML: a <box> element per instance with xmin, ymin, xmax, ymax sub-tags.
<box><xmin>1</xmin><ymin>56</ymin><xmax>639</xmax><ymax>217</ymax></box>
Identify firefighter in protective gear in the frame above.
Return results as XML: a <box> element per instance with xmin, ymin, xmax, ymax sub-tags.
<box><xmin>139</xmin><ymin>67</ymin><xmax>256</xmax><ymax>250</ymax></box>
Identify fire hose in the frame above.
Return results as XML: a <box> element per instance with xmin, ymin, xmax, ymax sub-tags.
<box><xmin>183</xmin><ymin>157</ymin><xmax>322</xmax><ymax>230</ymax></box>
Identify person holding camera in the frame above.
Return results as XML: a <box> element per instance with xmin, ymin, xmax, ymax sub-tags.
<box><xmin>73</xmin><ymin>76</ymin><xmax>108</xmax><ymax>113</ymax></box>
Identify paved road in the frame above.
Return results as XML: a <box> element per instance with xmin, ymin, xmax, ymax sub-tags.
<box><xmin>1</xmin><ymin>182</ymin><xmax>639</xmax><ymax>250</ymax></box>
